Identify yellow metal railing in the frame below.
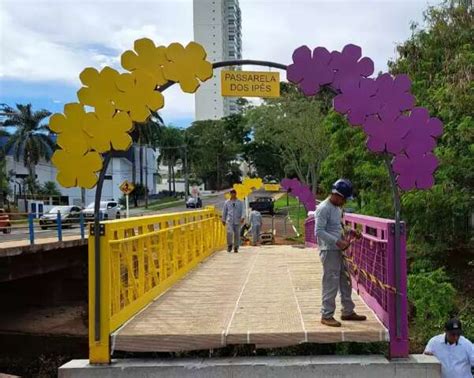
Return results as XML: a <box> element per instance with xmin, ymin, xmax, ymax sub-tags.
<box><xmin>264</xmin><ymin>183</ymin><xmax>281</xmax><ymax>192</ymax></box>
<box><xmin>88</xmin><ymin>207</ymin><xmax>226</xmax><ymax>363</ymax></box>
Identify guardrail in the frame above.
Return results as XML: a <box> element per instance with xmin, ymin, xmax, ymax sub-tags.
<box><xmin>304</xmin><ymin>212</ymin><xmax>408</xmax><ymax>359</ymax></box>
<box><xmin>0</xmin><ymin>211</ymin><xmax>88</xmax><ymax>245</ymax></box>
<box><xmin>89</xmin><ymin>206</ymin><xmax>226</xmax><ymax>364</ymax></box>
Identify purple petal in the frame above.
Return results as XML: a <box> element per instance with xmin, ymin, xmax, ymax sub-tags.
<box><xmin>342</xmin><ymin>44</ymin><xmax>362</xmax><ymax>60</ymax></box>
<box><xmin>358</xmin><ymin>57</ymin><xmax>374</xmax><ymax>77</ymax></box>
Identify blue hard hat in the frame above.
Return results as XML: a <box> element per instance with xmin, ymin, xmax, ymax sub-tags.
<box><xmin>331</xmin><ymin>179</ymin><xmax>354</xmax><ymax>200</ymax></box>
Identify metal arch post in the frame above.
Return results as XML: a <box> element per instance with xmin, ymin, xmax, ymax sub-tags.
<box><xmin>94</xmin><ymin>152</ymin><xmax>112</xmax><ymax>342</ymax></box>
<box><xmin>384</xmin><ymin>156</ymin><xmax>402</xmax><ymax>339</ymax></box>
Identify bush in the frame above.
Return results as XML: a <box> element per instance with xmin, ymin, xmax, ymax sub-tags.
<box><xmin>408</xmin><ymin>269</ymin><xmax>456</xmax><ymax>346</ymax></box>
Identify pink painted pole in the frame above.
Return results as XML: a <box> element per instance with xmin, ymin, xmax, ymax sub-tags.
<box><xmin>387</xmin><ymin>221</ymin><xmax>409</xmax><ymax>358</ymax></box>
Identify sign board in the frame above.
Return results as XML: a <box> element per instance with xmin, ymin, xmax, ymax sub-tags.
<box><xmin>119</xmin><ymin>180</ymin><xmax>135</xmax><ymax>195</ymax></box>
<box><xmin>221</xmin><ymin>70</ymin><xmax>280</xmax><ymax>98</ymax></box>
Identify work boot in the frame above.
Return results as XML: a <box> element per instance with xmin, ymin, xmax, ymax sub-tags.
<box><xmin>341</xmin><ymin>313</ymin><xmax>367</xmax><ymax>321</ymax></box>
<box><xmin>321</xmin><ymin>317</ymin><xmax>341</xmax><ymax>327</ymax></box>
<box><xmin>234</xmin><ymin>248</ymin><xmax>239</xmax><ymax>253</ymax></box>
<box><xmin>227</xmin><ymin>246</ymin><xmax>232</xmax><ymax>253</ymax></box>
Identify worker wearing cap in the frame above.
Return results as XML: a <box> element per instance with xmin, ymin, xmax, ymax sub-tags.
<box><xmin>315</xmin><ymin>179</ymin><xmax>366</xmax><ymax>327</ymax></box>
<box><xmin>424</xmin><ymin>318</ymin><xmax>474</xmax><ymax>378</ymax></box>
<box><xmin>222</xmin><ymin>189</ymin><xmax>244</xmax><ymax>253</ymax></box>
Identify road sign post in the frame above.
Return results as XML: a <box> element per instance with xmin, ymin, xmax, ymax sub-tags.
<box><xmin>119</xmin><ymin>180</ymin><xmax>135</xmax><ymax>219</ymax></box>
<box><xmin>125</xmin><ymin>194</ymin><xmax>129</xmax><ymax>218</ymax></box>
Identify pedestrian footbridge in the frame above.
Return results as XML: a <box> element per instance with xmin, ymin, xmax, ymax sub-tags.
<box><xmin>88</xmin><ymin>207</ymin><xmax>408</xmax><ymax>364</ymax></box>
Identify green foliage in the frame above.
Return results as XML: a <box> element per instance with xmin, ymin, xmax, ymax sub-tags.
<box><xmin>187</xmin><ymin>114</ymin><xmax>249</xmax><ymax>190</ymax></box>
<box><xmin>0</xmin><ymin>104</ymin><xmax>54</xmax><ymax>191</ymax></box>
<box><xmin>39</xmin><ymin>181</ymin><xmax>61</xmax><ymax>196</ymax></box>
<box><xmin>388</xmin><ymin>2</ymin><xmax>473</xmax><ymax>269</ymax></box>
<box><xmin>408</xmin><ymin>269</ymin><xmax>456</xmax><ymax>344</ymax></box>
<box><xmin>245</xmin><ymin>83</ymin><xmax>330</xmax><ymax>192</ymax></box>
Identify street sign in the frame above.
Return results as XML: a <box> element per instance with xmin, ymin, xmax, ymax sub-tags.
<box><xmin>119</xmin><ymin>180</ymin><xmax>135</xmax><ymax>195</ymax></box>
<box><xmin>221</xmin><ymin>70</ymin><xmax>280</xmax><ymax>98</ymax></box>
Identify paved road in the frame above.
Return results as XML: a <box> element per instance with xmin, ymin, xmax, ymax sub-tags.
<box><xmin>0</xmin><ymin>194</ymin><xmax>227</xmax><ymax>244</ymax></box>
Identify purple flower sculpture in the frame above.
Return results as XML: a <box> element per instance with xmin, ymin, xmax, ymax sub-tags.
<box><xmin>287</xmin><ymin>46</ymin><xmax>334</xmax><ymax>96</ymax></box>
<box><xmin>402</xmin><ymin>107</ymin><xmax>443</xmax><ymax>157</ymax></box>
<box><xmin>330</xmin><ymin>44</ymin><xmax>374</xmax><ymax>91</ymax></box>
<box><xmin>286</xmin><ymin>44</ymin><xmax>443</xmax><ymax>192</ymax></box>
<box><xmin>392</xmin><ymin>152</ymin><xmax>439</xmax><ymax>190</ymax></box>
<box><xmin>333</xmin><ymin>77</ymin><xmax>379</xmax><ymax>126</ymax></box>
<box><xmin>364</xmin><ymin>107</ymin><xmax>410</xmax><ymax>154</ymax></box>
<box><xmin>281</xmin><ymin>178</ymin><xmax>316</xmax><ymax>212</ymax></box>
<box><xmin>374</xmin><ymin>73</ymin><xmax>415</xmax><ymax>114</ymax></box>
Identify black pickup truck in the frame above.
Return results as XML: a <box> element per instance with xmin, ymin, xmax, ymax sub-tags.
<box><xmin>249</xmin><ymin>196</ymin><xmax>274</xmax><ymax>215</ymax></box>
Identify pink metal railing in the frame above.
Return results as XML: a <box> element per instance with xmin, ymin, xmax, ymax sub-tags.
<box><xmin>304</xmin><ymin>212</ymin><xmax>408</xmax><ymax>358</ymax></box>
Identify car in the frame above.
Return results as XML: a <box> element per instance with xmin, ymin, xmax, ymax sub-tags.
<box><xmin>83</xmin><ymin>201</ymin><xmax>121</xmax><ymax>220</ymax></box>
<box><xmin>249</xmin><ymin>196</ymin><xmax>274</xmax><ymax>215</ymax></box>
<box><xmin>186</xmin><ymin>196</ymin><xmax>203</xmax><ymax>209</ymax></box>
<box><xmin>39</xmin><ymin>206</ymin><xmax>82</xmax><ymax>229</ymax></box>
<box><xmin>0</xmin><ymin>209</ymin><xmax>11</xmax><ymax>234</ymax></box>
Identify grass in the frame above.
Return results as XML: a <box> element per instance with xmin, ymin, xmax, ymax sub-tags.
<box><xmin>274</xmin><ymin>195</ymin><xmax>308</xmax><ymax>236</ymax></box>
<box><xmin>136</xmin><ymin>197</ymin><xmax>185</xmax><ymax>211</ymax></box>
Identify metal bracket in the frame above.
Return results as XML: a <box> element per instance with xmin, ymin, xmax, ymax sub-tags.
<box><xmin>90</xmin><ymin>223</ymin><xmax>105</xmax><ymax>236</ymax></box>
<box><xmin>390</xmin><ymin>222</ymin><xmax>405</xmax><ymax>235</ymax></box>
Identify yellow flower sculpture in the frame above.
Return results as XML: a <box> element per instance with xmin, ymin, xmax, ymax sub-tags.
<box><xmin>121</xmin><ymin>38</ymin><xmax>168</xmax><ymax>86</ymax></box>
<box><xmin>49</xmin><ymin>103</ymin><xmax>90</xmax><ymax>154</ymax></box>
<box><xmin>163</xmin><ymin>42</ymin><xmax>213</xmax><ymax>93</ymax></box>
<box><xmin>49</xmin><ymin>38</ymin><xmax>215</xmax><ymax>190</ymax></box>
<box><xmin>225</xmin><ymin>177</ymin><xmax>264</xmax><ymax>200</ymax></box>
<box><xmin>115</xmin><ymin>70</ymin><xmax>165</xmax><ymax>122</ymax></box>
<box><xmin>77</xmin><ymin>67</ymin><xmax>121</xmax><ymax>108</ymax></box>
<box><xmin>84</xmin><ymin>103</ymin><xmax>133</xmax><ymax>153</ymax></box>
<box><xmin>52</xmin><ymin>149</ymin><xmax>103</xmax><ymax>189</ymax></box>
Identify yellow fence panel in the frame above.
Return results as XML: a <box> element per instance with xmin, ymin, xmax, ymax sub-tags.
<box><xmin>264</xmin><ymin>183</ymin><xmax>281</xmax><ymax>192</ymax></box>
<box><xmin>88</xmin><ymin>206</ymin><xmax>226</xmax><ymax>363</ymax></box>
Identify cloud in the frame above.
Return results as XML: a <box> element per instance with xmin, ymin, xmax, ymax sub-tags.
<box><xmin>0</xmin><ymin>0</ymin><xmax>442</xmax><ymax>122</ymax></box>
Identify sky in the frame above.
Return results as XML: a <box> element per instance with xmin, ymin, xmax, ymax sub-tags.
<box><xmin>0</xmin><ymin>0</ymin><xmax>442</xmax><ymax>127</ymax></box>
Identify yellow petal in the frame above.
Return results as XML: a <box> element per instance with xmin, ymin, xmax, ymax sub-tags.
<box><xmin>134</xmin><ymin>38</ymin><xmax>156</xmax><ymax>56</ymax></box>
<box><xmin>195</xmin><ymin>60</ymin><xmax>213</xmax><ymax>81</ymax></box>
<box><xmin>77</xmin><ymin>171</ymin><xmax>98</xmax><ymax>189</ymax></box>
<box><xmin>79</xmin><ymin>67</ymin><xmax>99</xmax><ymax>86</ymax></box>
<box><xmin>121</xmin><ymin>50</ymin><xmax>138</xmax><ymax>71</ymax></box>
<box><xmin>166</xmin><ymin>43</ymin><xmax>185</xmax><ymax>61</ymax></box>
<box><xmin>146</xmin><ymin>91</ymin><xmax>165</xmax><ymax>111</ymax></box>
<box><xmin>111</xmin><ymin>133</ymin><xmax>132</xmax><ymax>151</ymax></box>
<box><xmin>186</xmin><ymin>42</ymin><xmax>207</xmax><ymax>60</ymax></box>
<box><xmin>49</xmin><ymin>113</ymin><xmax>66</xmax><ymax>133</ymax></box>
<box><xmin>57</xmin><ymin>170</ymin><xmax>77</xmax><ymax>188</ymax></box>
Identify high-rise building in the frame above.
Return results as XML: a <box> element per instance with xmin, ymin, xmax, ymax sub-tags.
<box><xmin>193</xmin><ymin>0</ymin><xmax>242</xmax><ymax>121</ymax></box>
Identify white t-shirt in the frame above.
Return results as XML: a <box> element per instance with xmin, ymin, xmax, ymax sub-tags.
<box><xmin>424</xmin><ymin>333</ymin><xmax>474</xmax><ymax>378</ymax></box>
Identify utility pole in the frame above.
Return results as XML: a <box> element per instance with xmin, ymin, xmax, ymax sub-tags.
<box><xmin>184</xmin><ymin>144</ymin><xmax>189</xmax><ymax>201</ymax></box>
<box><xmin>145</xmin><ymin>148</ymin><xmax>148</xmax><ymax>208</ymax></box>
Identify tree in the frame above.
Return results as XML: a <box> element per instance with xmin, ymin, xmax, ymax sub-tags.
<box><xmin>246</xmin><ymin>83</ymin><xmax>330</xmax><ymax>194</ymax></box>
<box><xmin>40</xmin><ymin>181</ymin><xmax>61</xmax><ymax>196</ymax></box>
<box><xmin>157</xmin><ymin>126</ymin><xmax>184</xmax><ymax>195</ymax></box>
<box><xmin>130</xmin><ymin>111</ymin><xmax>164</xmax><ymax>187</ymax></box>
<box><xmin>388</xmin><ymin>1</ymin><xmax>473</xmax><ymax>268</ymax></box>
<box><xmin>0</xmin><ymin>104</ymin><xmax>54</xmax><ymax>195</ymax></box>
<box><xmin>187</xmin><ymin>117</ymin><xmax>246</xmax><ymax>190</ymax></box>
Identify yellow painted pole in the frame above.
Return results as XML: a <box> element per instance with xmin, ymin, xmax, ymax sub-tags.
<box><xmin>88</xmin><ymin>223</ymin><xmax>111</xmax><ymax>364</ymax></box>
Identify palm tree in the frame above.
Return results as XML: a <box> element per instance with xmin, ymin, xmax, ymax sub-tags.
<box><xmin>0</xmin><ymin>104</ymin><xmax>54</xmax><ymax>195</ymax></box>
<box><xmin>131</xmin><ymin>111</ymin><xmax>163</xmax><ymax>183</ymax></box>
<box><xmin>157</xmin><ymin>127</ymin><xmax>184</xmax><ymax>196</ymax></box>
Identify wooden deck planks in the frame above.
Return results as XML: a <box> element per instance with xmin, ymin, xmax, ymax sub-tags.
<box><xmin>113</xmin><ymin>245</ymin><xmax>388</xmax><ymax>352</ymax></box>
